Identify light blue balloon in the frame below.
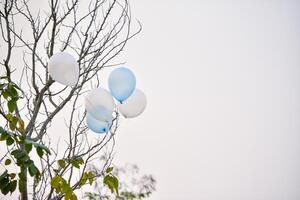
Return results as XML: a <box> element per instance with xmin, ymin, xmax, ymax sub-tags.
<box><xmin>86</xmin><ymin>112</ymin><xmax>111</xmax><ymax>134</ymax></box>
<box><xmin>108</xmin><ymin>67</ymin><xmax>136</xmax><ymax>103</ymax></box>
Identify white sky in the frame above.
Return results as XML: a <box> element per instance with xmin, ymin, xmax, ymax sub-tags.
<box><xmin>111</xmin><ymin>0</ymin><xmax>300</xmax><ymax>199</ymax></box>
<box><xmin>1</xmin><ymin>0</ymin><xmax>300</xmax><ymax>199</ymax></box>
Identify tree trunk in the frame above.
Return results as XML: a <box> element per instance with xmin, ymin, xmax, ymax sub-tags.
<box><xmin>20</xmin><ymin>143</ymin><xmax>28</xmax><ymax>200</ymax></box>
<box><xmin>20</xmin><ymin>167</ymin><xmax>28</xmax><ymax>200</ymax></box>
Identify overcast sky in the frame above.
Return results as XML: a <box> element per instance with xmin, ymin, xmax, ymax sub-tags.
<box><xmin>1</xmin><ymin>0</ymin><xmax>300</xmax><ymax>200</ymax></box>
<box><xmin>111</xmin><ymin>0</ymin><xmax>300</xmax><ymax>199</ymax></box>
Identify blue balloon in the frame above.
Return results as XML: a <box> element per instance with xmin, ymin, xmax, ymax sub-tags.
<box><xmin>108</xmin><ymin>67</ymin><xmax>136</xmax><ymax>103</ymax></box>
<box><xmin>86</xmin><ymin>113</ymin><xmax>111</xmax><ymax>134</ymax></box>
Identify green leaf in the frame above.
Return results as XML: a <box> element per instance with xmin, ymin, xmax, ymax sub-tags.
<box><xmin>103</xmin><ymin>175</ymin><xmax>114</xmax><ymax>194</ymax></box>
<box><xmin>8</xmin><ymin>116</ymin><xmax>18</xmax><ymax>131</ymax></box>
<box><xmin>79</xmin><ymin>171</ymin><xmax>94</xmax><ymax>187</ymax></box>
<box><xmin>6</xmin><ymin>137</ymin><xmax>14</xmax><ymax>146</ymax></box>
<box><xmin>9</xmin><ymin>180</ymin><xmax>17</xmax><ymax>193</ymax></box>
<box><xmin>36</xmin><ymin>146</ymin><xmax>43</xmax><ymax>158</ymax></box>
<box><xmin>51</xmin><ymin>176</ymin><xmax>62</xmax><ymax>189</ymax></box>
<box><xmin>22</xmin><ymin>160</ymin><xmax>33</xmax><ymax>168</ymax></box>
<box><xmin>51</xmin><ymin>175</ymin><xmax>76</xmax><ymax>199</ymax></box>
<box><xmin>71</xmin><ymin>160</ymin><xmax>80</xmax><ymax>169</ymax></box>
<box><xmin>18</xmin><ymin>119</ymin><xmax>25</xmax><ymax>132</ymax></box>
<box><xmin>2</xmin><ymin>90</ymin><xmax>9</xmax><ymax>99</ymax></box>
<box><xmin>65</xmin><ymin>192</ymin><xmax>78</xmax><ymax>200</ymax></box>
<box><xmin>76</xmin><ymin>157</ymin><xmax>84</xmax><ymax>164</ymax></box>
<box><xmin>6</xmin><ymin>113</ymin><xmax>13</xmax><ymax>121</ymax></box>
<box><xmin>103</xmin><ymin>175</ymin><xmax>119</xmax><ymax>195</ymax></box>
<box><xmin>70</xmin><ymin>193</ymin><xmax>78</xmax><ymax>200</ymax></box>
<box><xmin>0</xmin><ymin>176</ymin><xmax>9</xmax><ymax>191</ymax></box>
<box><xmin>106</xmin><ymin>167</ymin><xmax>113</xmax><ymax>173</ymax></box>
<box><xmin>25</xmin><ymin>143</ymin><xmax>32</xmax><ymax>153</ymax></box>
<box><xmin>0</xmin><ymin>171</ymin><xmax>9</xmax><ymax>190</ymax></box>
<box><xmin>57</xmin><ymin>159</ymin><xmax>66</xmax><ymax>168</ymax></box>
<box><xmin>7</xmin><ymin>99</ymin><xmax>17</xmax><ymax>112</ymax></box>
<box><xmin>11</xmin><ymin>149</ymin><xmax>23</xmax><ymax>158</ymax></box>
<box><xmin>15</xmin><ymin>152</ymin><xmax>27</xmax><ymax>161</ymax></box>
<box><xmin>11</xmin><ymin>149</ymin><xmax>22</xmax><ymax>157</ymax></box>
<box><xmin>12</xmin><ymin>149</ymin><xmax>27</xmax><ymax>160</ymax></box>
<box><xmin>87</xmin><ymin>171</ymin><xmax>94</xmax><ymax>185</ymax></box>
<box><xmin>79</xmin><ymin>174</ymin><xmax>87</xmax><ymax>186</ymax></box>
<box><xmin>111</xmin><ymin>176</ymin><xmax>119</xmax><ymax>195</ymax></box>
<box><xmin>0</xmin><ymin>126</ymin><xmax>7</xmax><ymax>134</ymax></box>
<box><xmin>11</xmin><ymin>149</ymin><xmax>30</xmax><ymax>166</ymax></box>
<box><xmin>61</xmin><ymin>182</ymin><xmax>72</xmax><ymax>194</ymax></box>
<box><xmin>0</xmin><ymin>132</ymin><xmax>9</xmax><ymax>141</ymax></box>
<box><xmin>9</xmin><ymin>123</ymin><xmax>15</xmax><ymax>131</ymax></box>
<box><xmin>70</xmin><ymin>157</ymin><xmax>84</xmax><ymax>169</ymax></box>
<box><xmin>28</xmin><ymin>164</ymin><xmax>39</xmax><ymax>177</ymax></box>
<box><xmin>9</xmin><ymin>86</ymin><xmax>18</xmax><ymax>98</ymax></box>
<box><xmin>4</xmin><ymin>159</ymin><xmax>11</xmax><ymax>165</ymax></box>
<box><xmin>1</xmin><ymin>183</ymin><xmax>10</xmax><ymax>195</ymax></box>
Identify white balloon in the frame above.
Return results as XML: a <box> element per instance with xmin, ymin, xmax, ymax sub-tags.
<box><xmin>85</xmin><ymin>87</ymin><xmax>116</xmax><ymax>121</ymax></box>
<box><xmin>48</xmin><ymin>52</ymin><xmax>79</xmax><ymax>86</ymax></box>
<box><xmin>88</xmin><ymin>105</ymin><xmax>114</xmax><ymax>122</ymax></box>
<box><xmin>119</xmin><ymin>89</ymin><xmax>147</xmax><ymax>118</ymax></box>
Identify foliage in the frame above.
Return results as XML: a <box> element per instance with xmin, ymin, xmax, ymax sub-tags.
<box><xmin>51</xmin><ymin>176</ymin><xmax>77</xmax><ymax>200</ymax></box>
<box><xmin>0</xmin><ymin>77</ymin><xmax>50</xmax><ymax>195</ymax></box>
<box><xmin>85</xmin><ymin>164</ymin><xmax>156</xmax><ymax>200</ymax></box>
<box><xmin>0</xmin><ymin>170</ymin><xmax>17</xmax><ymax>195</ymax></box>
<box><xmin>103</xmin><ymin>167</ymin><xmax>119</xmax><ymax>196</ymax></box>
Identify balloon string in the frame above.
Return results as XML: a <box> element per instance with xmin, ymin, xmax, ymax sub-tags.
<box><xmin>115</xmin><ymin>105</ymin><xmax>123</xmax><ymax>128</ymax></box>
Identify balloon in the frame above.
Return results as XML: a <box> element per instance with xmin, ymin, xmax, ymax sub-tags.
<box><xmin>119</xmin><ymin>89</ymin><xmax>147</xmax><ymax>118</ymax></box>
<box><xmin>87</xmin><ymin>105</ymin><xmax>113</xmax><ymax>122</ymax></box>
<box><xmin>85</xmin><ymin>87</ymin><xmax>116</xmax><ymax>121</ymax></box>
<box><xmin>48</xmin><ymin>52</ymin><xmax>79</xmax><ymax>86</ymax></box>
<box><xmin>86</xmin><ymin>113</ymin><xmax>111</xmax><ymax>134</ymax></box>
<box><xmin>108</xmin><ymin>67</ymin><xmax>136</xmax><ymax>102</ymax></box>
